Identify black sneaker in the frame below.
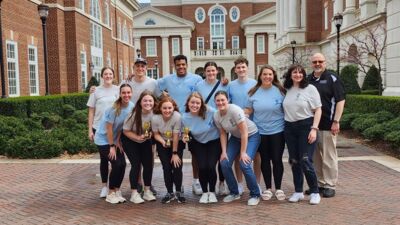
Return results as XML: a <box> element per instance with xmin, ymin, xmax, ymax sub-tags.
<box><xmin>161</xmin><ymin>193</ymin><xmax>175</xmax><ymax>204</ymax></box>
<box><xmin>305</xmin><ymin>187</ymin><xmax>325</xmax><ymax>195</ymax></box>
<box><xmin>150</xmin><ymin>185</ymin><xmax>157</xmax><ymax>196</ymax></box>
<box><xmin>322</xmin><ymin>188</ymin><xmax>336</xmax><ymax>198</ymax></box>
<box><xmin>175</xmin><ymin>192</ymin><xmax>186</xmax><ymax>203</ymax></box>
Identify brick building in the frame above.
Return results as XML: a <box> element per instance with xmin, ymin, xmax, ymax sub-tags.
<box><xmin>132</xmin><ymin>0</ymin><xmax>277</xmax><ymax>80</ymax></box>
<box><xmin>0</xmin><ymin>0</ymin><xmax>140</xmax><ymax>97</ymax></box>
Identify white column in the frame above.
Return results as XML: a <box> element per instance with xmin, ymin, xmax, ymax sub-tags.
<box><xmin>267</xmin><ymin>33</ymin><xmax>276</xmax><ymax>67</ymax></box>
<box><xmin>360</xmin><ymin>0</ymin><xmax>377</xmax><ymax>20</ymax></box>
<box><xmin>276</xmin><ymin>0</ymin><xmax>281</xmax><ymax>37</ymax></box>
<box><xmin>279</xmin><ymin>0</ymin><xmax>284</xmax><ymax>37</ymax></box>
<box><xmin>332</xmin><ymin>0</ymin><xmax>344</xmax><ymax>34</ymax></box>
<box><xmin>134</xmin><ymin>36</ymin><xmax>141</xmax><ymax>59</ymax></box>
<box><xmin>161</xmin><ymin>35</ymin><xmax>170</xmax><ymax>75</ymax></box>
<box><xmin>283</xmin><ymin>0</ymin><xmax>290</xmax><ymax>32</ymax></box>
<box><xmin>289</xmin><ymin>0</ymin><xmax>300</xmax><ymax>29</ymax></box>
<box><xmin>343</xmin><ymin>0</ymin><xmax>356</xmax><ymax>28</ymax></box>
<box><xmin>300</xmin><ymin>0</ymin><xmax>306</xmax><ymax>28</ymax></box>
<box><xmin>377</xmin><ymin>0</ymin><xmax>387</xmax><ymax>13</ymax></box>
<box><xmin>245</xmin><ymin>33</ymin><xmax>255</xmax><ymax>78</ymax></box>
<box><xmin>182</xmin><ymin>35</ymin><xmax>191</xmax><ymax>70</ymax></box>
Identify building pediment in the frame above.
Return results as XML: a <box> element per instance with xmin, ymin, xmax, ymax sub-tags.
<box><xmin>132</xmin><ymin>6</ymin><xmax>194</xmax><ymax>30</ymax></box>
<box><xmin>241</xmin><ymin>6</ymin><xmax>276</xmax><ymax>27</ymax></box>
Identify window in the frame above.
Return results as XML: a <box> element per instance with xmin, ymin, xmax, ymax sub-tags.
<box><xmin>91</xmin><ymin>55</ymin><xmax>102</xmax><ymax>82</ymax></box>
<box><xmin>90</xmin><ymin>22</ymin><xmax>102</xmax><ymax>49</ymax></box>
<box><xmin>324</xmin><ymin>6</ymin><xmax>328</xmax><ymax>30</ymax></box>
<box><xmin>210</xmin><ymin>7</ymin><xmax>226</xmax><ymax>49</ymax></box>
<box><xmin>107</xmin><ymin>52</ymin><xmax>111</xmax><ymax>67</ymax></box>
<box><xmin>197</xmin><ymin>37</ymin><xmax>204</xmax><ymax>50</ymax></box>
<box><xmin>90</xmin><ymin>0</ymin><xmax>100</xmax><ymax>20</ymax></box>
<box><xmin>195</xmin><ymin>7</ymin><xmax>205</xmax><ymax>23</ymax></box>
<box><xmin>117</xmin><ymin>19</ymin><xmax>121</xmax><ymax>39</ymax></box>
<box><xmin>119</xmin><ymin>63</ymin><xmax>123</xmax><ymax>82</ymax></box>
<box><xmin>147</xmin><ymin>68</ymin><xmax>158</xmax><ymax>79</ymax></box>
<box><xmin>6</xmin><ymin>41</ymin><xmax>19</xmax><ymax>96</ymax></box>
<box><xmin>229</xmin><ymin>6</ymin><xmax>240</xmax><ymax>22</ymax></box>
<box><xmin>256</xmin><ymin>35</ymin><xmax>265</xmax><ymax>54</ymax></box>
<box><xmin>146</xmin><ymin>39</ymin><xmax>157</xmax><ymax>56</ymax></box>
<box><xmin>80</xmin><ymin>52</ymin><xmax>87</xmax><ymax>91</ymax></box>
<box><xmin>28</xmin><ymin>46</ymin><xmax>39</xmax><ymax>95</ymax></box>
<box><xmin>122</xmin><ymin>20</ymin><xmax>128</xmax><ymax>42</ymax></box>
<box><xmin>172</xmin><ymin>38</ymin><xmax>180</xmax><ymax>56</ymax></box>
<box><xmin>78</xmin><ymin>0</ymin><xmax>84</xmax><ymax>11</ymax></box>
<box><xmin>104</xmin><ymin>2</ymin><xmax>110</xmax><ymax>25</ymax></box>
<box><xmin>232</xmin><ymin>36</ymin><xmax>239</xmax><ymax>49</ymax></box>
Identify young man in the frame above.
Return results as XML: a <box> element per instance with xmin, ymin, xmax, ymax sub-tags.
<box><xmin>157</xmin><ymin>54</ymin><xmax>203</xmax><ymax>195</ymax></box>
<box><xmin>308</xmin><ymin>53</ymin><xmax>345</xmax><ymax>198</ymax></box>
<box><xmin>227</xmin><ymin>57</ymin><xmax>261</xmax><ymax>195</ymax></box>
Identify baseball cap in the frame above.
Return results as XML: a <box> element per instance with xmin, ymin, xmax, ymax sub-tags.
<box><xmin>135</xmin><ymin>57</ymin><xmax>147</xmax><ymax>65</ymax></box>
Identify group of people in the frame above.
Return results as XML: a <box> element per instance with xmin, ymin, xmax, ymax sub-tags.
<box><xmin>87</xmin><ymin>53</ymin><xmax>345</xmax><ymax>206</ymax></box>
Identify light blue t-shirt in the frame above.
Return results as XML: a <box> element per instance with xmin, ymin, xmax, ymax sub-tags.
<box><xmin>227</xmin><ymin>78</ymin><xmax>257</xmax><ymax>108</ymax></box>
<box><xmin>94</xmin><ymin>101</ymin><xmax>134</xmax><ymax>146</ymax></box>
<box><xmin>246</xmin><ymin>85</ymin><xmax>285</xmax><ymax>135</ymax></box>
<box><xmin>157</xmin><ymin>73</ymin><xmax>202</xmax><ymax>112</ymax></box>
<box><xmin>195</xmin><ymin>80</ymin><xmax>227</xmax><ymax>110</ymax></box>
<box><xmin>182</xmin><ymin>108</ymin><xmax>220</xmax><ymax>143</ymax></box>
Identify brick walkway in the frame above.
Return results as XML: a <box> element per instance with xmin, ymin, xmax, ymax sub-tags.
<box><xmin>1</xmin><ymin>135</ymin><xmax>399</xmax><ymax>225</ymax></box>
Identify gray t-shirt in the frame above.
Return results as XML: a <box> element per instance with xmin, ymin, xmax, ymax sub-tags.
<box><xmin>123</xmin><ymin>111</ymin><xmax>153</xmax><ymax>133</ymax></box>
<box><xmin>122</xmin><ymin>76</ymin><xmax>159</xmax><ymax>104</ymax></box>
<box><xmin>213</xmin><ymin>104</ymin><xmax>258</xmax><ymax>138</ymax></box>
<box><xmin>283</xmin><ymin>85</ymin><xmax>322</xmax><ymax>122</ymax></box>
<box><xmin>151</xmin><ymin>111</ymin><xmax>181</xmax><ymax>141</ymax></box>
<box><xmin>86</xmin><ymin>85</ymin><xmax>119</xmax><ymax>130</ymax></box>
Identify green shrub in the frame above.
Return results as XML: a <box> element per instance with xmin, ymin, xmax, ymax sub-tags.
<box><xmin>0</xmin><ymin>116</ymin><xmax>29</xmax><ymax>138</ymax></box>
<box><xmin>0</xmin><ymin>97</ymin><xmax>29</xmax><ymax>117</ymax></box>
<box><xmin>362</xmin><ymin>65</ymin><xmax>382</xmax><ymax>93</ymax></box>
<box><xmin>384</xmin><ymin>131</ymin><xmax>400</xmax><ymax>148</ymax></box>
<box><xmin>340</xmin><ymin>64</ymin><xmax>361</xmax><ymax>94</ymax></box>
<box><xmin>361</xmin><ymin>89</ymin><xmax>379</xmax><ymax>95</ymax></box>
<box><xmin>62</xmin><ymin>104</ymin><xmax>76</xmax><ymax>118</ymax></box>
<box><xmin>345</xmin><ymin>95</ymin><xmax>400</xmax><ymax>115</ymax></box>
<box><xmin>40</xmin><ymin>112</ymin><xmax>61</xmax><ymax>130</ymax></box>
<box><xmin>22</xmin><ymin>118</ymin><xmax>43</xmax><ymax>131</ymax></box>
<box><xmin>29</xmin><ymin>95</ymin><xmax>65</xmax><ymax>116</ymax></box>
<box><xmin>85</xmin><ymin>76</ymin><xmax>99</xmax><ymax>93</ymax></box>
<box><xmin>351</xmin><ymin>114</ymin><xmax>378</xmax><ymax>132</ymax></box>
<box><xmin>63</xmin><ymin>93</ymin><xmax>89</xmax><ymax>110</ymax></box>
<box><xmin>340</xmin><ymin>113</ymin><xmax>361</xmax><ymax>130</ymax></box>
<box><xmin>352</xmin><ymin>111</ymin><xmax>395</xmax><ymax>135</ymax></box>
<box><xmin>71</xmin><ymin>110</ymin><xmax>87</xmax><ymax>124</ymax></box>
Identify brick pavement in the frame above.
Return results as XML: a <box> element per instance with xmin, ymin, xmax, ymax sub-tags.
<box><xmin>1</xmin><ymin>135</ymin><xmax>399</xmax><ymax>225</ymax></box>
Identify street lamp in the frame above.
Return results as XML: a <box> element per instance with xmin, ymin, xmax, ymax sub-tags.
<box><xmin>0</xmin><ymin>0</ymin><xmax>6</xmax><ymax>98</ymax></box>
<box><xmin>154</xmin><ymin>59</ymin><xmax>158</xmax><ymax>79</ymax></box>
<box><xmin>38</xmin><ymin>4</ymin><xmax>50</xmax><ymax>95</ymax></box>
<box><xmin>136</xmin><ymin>48</ymin><xmax>141</xmax><ymax>58</ymax></box>
<box><xmin>334</xmin><ymin>13</ymin><xmax>343</xmax><ymax>77</ymax></box>
<box><xmin>290</xmin><ymin>40</ymin><xmax>296</xmax><ymax>64</ymax></box>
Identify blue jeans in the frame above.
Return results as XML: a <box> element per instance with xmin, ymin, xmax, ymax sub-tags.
<box><xmin>220</xmin><ymin>132</ymin><xmax>261</xmax><ymax>197</ymax></box>
<box><xmin>284</xmin><ymin>118</ymin><xmax>319</xmax><ymax>193</ymax></box>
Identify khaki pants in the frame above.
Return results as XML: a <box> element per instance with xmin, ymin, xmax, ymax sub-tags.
<box><xmin>314</xmin><ymin>131</ymin><xmax>338</xmax><ymax>189</ymax></box>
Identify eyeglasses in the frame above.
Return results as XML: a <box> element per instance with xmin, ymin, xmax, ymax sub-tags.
<box><xmin>312</xmin><ymin>60</ymin><xmax>325</xmax><ymax>64</ymax></box>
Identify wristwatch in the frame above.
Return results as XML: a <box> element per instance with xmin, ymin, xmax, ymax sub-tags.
<box><xmin>172</xmin><ymin>151</ymin><xmax>178</xmax><ymax>155</ymax></box>
<box><xmin>333</xmin><ymin>120</ymin><xmax>339</xmax><ymax>123</ymax></box>
<box><xmin>110</xmin><ymin>144</ymin><xmax>116</xmax><ymax>148</ymax></box>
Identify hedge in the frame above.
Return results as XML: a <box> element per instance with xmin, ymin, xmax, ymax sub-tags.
<box><xmin>0</xmin><ymin>93</ymin><xmax>89</xmax><ymax>118</ymax></box>
<box><xmin>345</xmin><ymin>95</ymin><xmax>400</xmax><ymax>115</ymax></box>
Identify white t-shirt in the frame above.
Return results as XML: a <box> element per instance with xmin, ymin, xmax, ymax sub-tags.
<box><xmin>86</xmin><ymin>85</ymin><xmax>119</xmax><ymax>130</ymax></box>
<box><xmin>151</xmin><ymin>111</ymin><xmax>182</xmax><ymax>141</ymax></box>
<box><xmin>283</xmin><ymin>85</ymin><xmax>322</xmax><ymax>122</ymax></box>
<box><xmin>122</xmin><ymin>76</ymin><xmax>159</xmax><ymax>104</ymax></box>
<box><xmin>213</xmin><ymin>104</ymin><xmax>258</xmax><ymax>138</ymax></box>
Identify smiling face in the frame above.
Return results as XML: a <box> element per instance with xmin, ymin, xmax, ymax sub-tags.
<box><xmin>102</xmin><ymin>68</ymin><xmax>114</xmax><ymax>85</ymax></box>
<box><xmin>134</xmin><ymin>63</ymin><xmax>147</xmax><ymax>77</ymax></box>
<box><xmin>120</xmin><ymin>86</ymin><xmax>132</xmax><ymax>104</ymax></box>
<box><xmin>260</xmin><ymin>68</ymin><xmax>274</xmax><ymax>87</ymax></box>
<box><xmin>188</xmin><ymin>96</ymin><xmax>202</xmax><ymax>114</ymax></box>
<box><xmin>311</xmin><ymin>53</ymin><xmax>326</xmax><ymax>76</ymax></box>
<box><xmin>234</xmin><ymin>63</ymin><xmax>248</xmax><ymax>79</ymax></box>
<box><xmin>140</xmin><ymin>95</ymin><xmax>154</xmax><ymax>112</ymax></box>
<box><xmin>215</xmin><ymin>93</ymin><xmax>229</xmax><ymax>112</ymax></box>
<box><xmin>205</xmin><ymin>65</ymin><xmax>218</xmax><ymax>82</ymax></box>
<box><xmin>291</xmin><ymin>68</ymin><xmax>304</xmax><ymax>86</ymax></box>
<box><xmin>161</xmin><ymin>101</ymin><xmax>174</xmax><ymax>118</ymax></box>
<box><xmin>175</xmin><ymin>59</ymin><xmax>188</xmax><ymax>77</ymax></box>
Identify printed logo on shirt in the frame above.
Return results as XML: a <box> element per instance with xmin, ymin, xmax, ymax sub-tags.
<box><xmin>319</xmin><ymin>80</ymin><xmax>328</xmax><ymax>84</ymax></box>
<box><xmin>229</xmin><ymin>118</ymin><xmax>237</xmax><ymax>127</ymax></box>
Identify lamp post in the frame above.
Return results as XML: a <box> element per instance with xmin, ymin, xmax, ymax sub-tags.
<box><xmin>290</xmin><ymin>40</ymin><xmax>296</xmax><ymax>64</ymax></box>
<box><xmin>38</xmin><ymin>4</ymin><xmax>50</xmax><ymax>95</ymax></box>
<box><xmin>334</xmin><ymin>13</ymin><xmax>343</xmax><ymax>77</ymax></box>
<box><xmin>136</xmin><ymin>48</ymin><xmax>141</xmax><ymax>58</ymax></box>
<box><xmin>154</xmin><ymin>59</ymin><xmax>158</xmax><ymax>79</ymax></box>
<box><xmin>0</xmin><ymin>0</ymin><xmax>6</xmax><ymax>98</ymax></box>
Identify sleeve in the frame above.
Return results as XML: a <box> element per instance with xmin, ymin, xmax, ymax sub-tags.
<box><xmin>308</xmin><ymin>86</ymin><xmax>322</xmax><ymax>110</ymax></box>
<box><xmin>172</xmin><ymin>112</ymin><xmax>182</xmax><ymax>133</ymax></box>
<box><xmin>227</xmin><ymin>84</ymin><xmax>233</xmax><ymax>103</ymax></box>
<box><xmin>86</xmin><ymin>93</ymin><xmax>96</xmax><ymax>107</ymax></box>
<box><xmin>123</xmin><ymin>112</ymin><xmax>134</xmax><ymax>130</ymax></box>
<box><xmin>213</xmin><ymin>113</ymin><xmax>222</xmax><ymax>129</ymax></box>
<box><xmin>104</xmin><ymin>108</ymin><xmax>116</xmax><ymax>124</ymax></box>
<box><xmin>332</xmin><ymin>75</ymin><xmax>346</xmax><ymax>102</ymax></box>
<box><xmin>157</xmin><ymin>76</ymin><xmax>166</xmax><ymax>92</ymax></box>
<box><xmin>232</xmin><ymin>105</ymin><xmax>246</xmax><ymax>124</ymax></box>
<box><xmin>151</xmin><ymin>116</ymin><xmax>159</xmax><ymax>132</ymax></box>
<box><xmin>245</xmin><ymin>95</ymin><xmax>253</xmax><ymax>109</ymax></box>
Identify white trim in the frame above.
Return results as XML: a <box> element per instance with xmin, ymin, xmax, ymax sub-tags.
<box><xmin>80</xmin><ymin>51</ymin><xmax>87</xmax><ymax>91</ymax></box>
<box><xmin>146</xmin><ymin>38</ymin><xmax>157</xmax><ymax>57</ymax></box>
<box><xmin>6</xmin><ymin>40</ymin><xmax>20</xmax><ymax>97</ymax></box>
<box><xmin>104</xmin><ymin>1</ymin><xmax>110</xmax><ymax>26</ymax></box>
<box><xmin>229</xmin><ymin>6</ymin><xmax>240</xmax><ymax>22</ymax></box>
<box><xmin>324</xmin><ymin>6</ymin><xmax>329</xmax><ymax>30</ymax></box>
<box><xmin>172</xmin><ymin>38</ymin><xmax>180</xmax><ymax>56</ymax></box>
<box><xmin>78</xmin><ymin>0</ymin><xmax>85</xmax><ymax>11</ymax></box>
<box><xmin>28</xmin><ymin>45</ymin><xmax>39</xmax><ymax>96</ymax></box>
<box><xmin>197</xmin><ymin>37</ymin><xmax>204</xmax><ymax>50</ymax></box>
<box><xmin>208</xmin><ymin>4</ymin><xmax>227</xmax><ymax>16</ymax></box>
<box><xmin>232</xmin><ymin>35</ymin><xmax>239</xmax><ymax>49</ymax></box>
<box><xmin>195</xmin><ymin>7</ymin><xmax>206</xmax><ymax>23</ymax></box>
<box><xmin>256</xmin><ymin>35</ymin><xmax>265</xmax><ymax>54</ymax></box>
<box><xmin>209</xmin><ymin>5</ymin><xmax>226</xmax><ymax>49</ymax></box>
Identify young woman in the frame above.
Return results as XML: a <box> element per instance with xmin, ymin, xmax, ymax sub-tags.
<box><xmin>182</xmin><ymin>92</ymin><xmax>221</xmax><ymax>204</ymax></box>
<box><xmin>94</xmin><ymin>84</ymin><xmax>134</xmax><ymax>204</ymax></box>
<box><xmin>194</xmin><ymin>61</ymin><xmax>228</xmax><ymax>196</ymax></box>
<box><xmin>213</xmin><ymin>91</ymin><xmax>261</xmax><ymax>206</ymax></box>
<box><xmin>122</xmin><ymin>91</ymin><xmax>157</xmax><ymax>204</ymax></box>
<box><xmin>245</xmin><ymin>65</ymin><xmax>286</xmax><ymax>201</ymax></box>
<box><xmin>282</xmin><ymin>64</ymin><xmax>322</xmax><ymax>205</ymax></box>
<box><xmin>151</xmin><ymin>96</ymin><xmax>186</xmax><ymax>204</ymax></box>
<box><xmin>87</xmin><ymin>67</ymin><xmax>119</xmax><ymax>198</ymax></box>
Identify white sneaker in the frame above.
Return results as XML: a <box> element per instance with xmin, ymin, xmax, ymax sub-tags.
<box><xmin>223</xmin><ymin>194</ymin><xmax>240</xmax><ymax>203</ymax></box>
<box><xmin>99</xmin><ymin>187</ymin><xmax>108</xmax><ymax>198</ymax></box>
<box><xmin>275</xmin><ymin>189</ymin><xmax>286</xmax><ymax>201</ymax></box>
<box><xmin>105</xmin><ymin>192</ymin><xmax>120</xmax><ymax>204</ymax></box>
<box><xmin>143</xmin><ymin>190</ymin><xmax>156</xmax><ymax>201</ymax></box>
<box><xmin>261</xmin><ymin>190</ymin><xmax>273</xmax><ymax>201</ymax></box>
<box><xmin>130</xmin><ymin>192</ymin><xmax>144</xmax><ymax>204</ymax></box>
<box><xmin>217</xmin><ymin>182</ymin><xmax>229</xmax><ymax>196</ymax></box>
<box><xmin>116</xmin><ymin>190</ymin><xmax>126</xmax><ymax>203</ymax></box>
<box><xmin>208</xmin><ymin>192</ymin><xmax>218</xmax><ymax>203</ymax></box>
<box><xmin>238</xmin><ymin>183</ymin><xmax>244</xmax><ymax>196</ymax></box>
<box><xmin>247</xmin><ymin>197</ymin><xmax>260</xmax><ymax>206</ymax></box>
<box><xmin>288</xmin><ymin>192</ymin><xmax>305</xmax><ymax>203</ymax></box>
<box><xmin>310</xmin><ymin>193</ymin><xmax>321</xmax><ymax>205</ymax></box>
<box><xmin>199</xmin><ymin>193</ymin><xmax>209</xmax><ymax>204</ymax></box>
<box><xmin>192</xmin><ymin>182</ymin><xmax>203</xmax><ymax>195</ymax></box>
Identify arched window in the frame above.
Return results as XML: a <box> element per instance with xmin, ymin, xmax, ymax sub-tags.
<box><xmin>230</xmin><ymin>67</ymin><xmax>237</xmax><ymax>80</ymax></box>
<box><xmin>195</xmin><ymin>67</ymin><xmax>204</xmax><ymax>79</ymax></box>
<box><xmin>217</xmin><ymin>67</ymin><xmax>225</xmax><ymax>80</ymax></box>
<box><xmin>209</xmin><ymin>6</ymin><xmax>226</xmax><ymax>50</ymax></box>
<box><xmin>347</xmin><ymin>44</ymin><xmax>358</xmax><ymax>63</ymax></box>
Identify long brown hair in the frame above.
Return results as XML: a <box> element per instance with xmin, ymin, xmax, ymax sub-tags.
<box><xmin>184</xmin><ymin>92</ymin><xmax>207</xmax><ymax>120</ymax></box>
<box><xmin>113</xmin><ymin>83</ymin><xmax>132</xmax><ymax>116</ymax></box>
<box><xmin>126</xmin><ymin>90</ymin><xmax>158</xmax><ymax>134</ymax></box>
<box><xmin>248</xmin><ymin>65</ymin><xmax>286</xmax><ymax>97</ymax></box>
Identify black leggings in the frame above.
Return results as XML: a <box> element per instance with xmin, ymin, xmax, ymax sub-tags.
<box><xmin>94</xmin><ymin>128</ymin><xmax>109</xmax><ymax>183</ymax></box>
<box><xmin>259</xmin><ymin>132</ymin><xmax>285</xmax><ymax>190</ymax></box>
<box><xmin>156</xmin><ymin>141</ymin><xmax>185</xmax><ymax>193</ymax></box>
<box><xmin>97</xmin><ymin>144</ymin><xmax>126</xmax><ymax>189</ymax></box>
<box><xmin>189</xmin><ymin>138</ymin><xmax>221</xmax><ymax>192</ymax></box>
<box><xmin>122</xmin><ymin>135</ymin><xmax>153</xmax><ymax>189</ymax></box>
